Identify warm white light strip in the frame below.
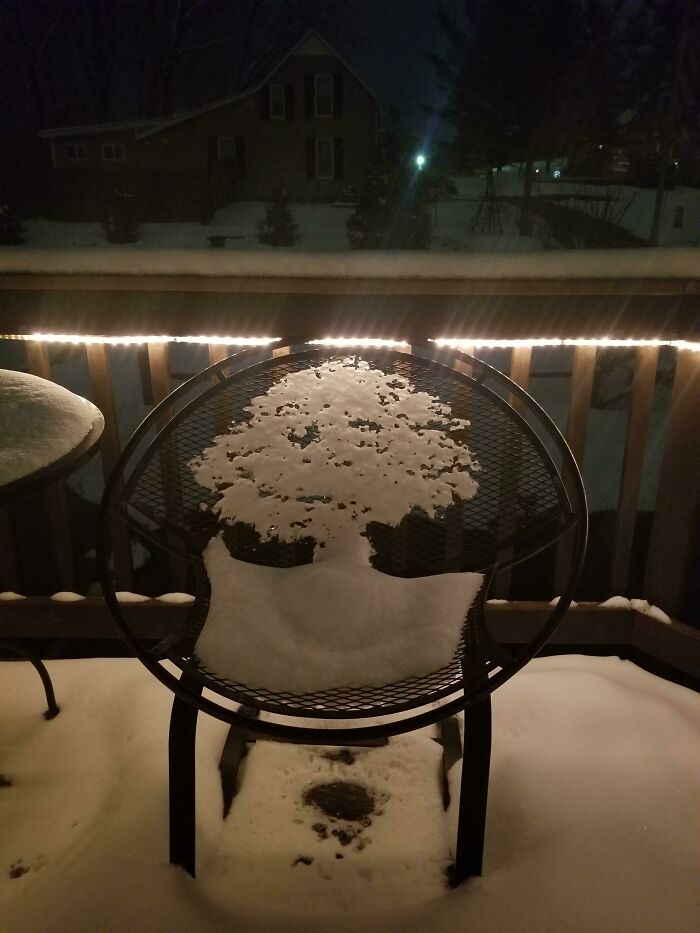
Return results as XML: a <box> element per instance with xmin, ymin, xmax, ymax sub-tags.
<box><xmin>433</xmin><ymin>337</ymin><xmax>700</xmax><ymax>352</ymax></box>
<box><xmin>435</xmin><ymin>338</ymin><xmax>562</xmax><ymax>349</ymax></box>
<box><xmin>309</xmin><ymin>337</ymin><xmax>411</xmax><ymax>348</ymax></box>
<box><xmin>13</xmin><ymin>333</ymin><xmax>279</xmax><ymax>346</ymax></box>
<box><xmin>1</xmin><ymin>333</ymin><xmax>698</xmax><ymax>352</ymax></box>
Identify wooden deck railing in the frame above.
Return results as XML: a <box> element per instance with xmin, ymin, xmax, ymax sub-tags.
<box><xmin>1</xmin><ymin>258</ymin><xmax>698</xmax><ymax>624</ymax></box>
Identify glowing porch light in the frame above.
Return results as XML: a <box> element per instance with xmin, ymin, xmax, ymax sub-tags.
<box><xmin>415</xmin><ymin>153</ymin><xmax>426</xmax><ymax>170</ymax></box>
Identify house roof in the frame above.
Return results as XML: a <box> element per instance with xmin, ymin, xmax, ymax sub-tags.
<box><xmin>136</xmin><ymin>29</ymin><xmax>376</xmax><ymax>140</ymax></box>
<box><xmin>38</xmin><ymin>119</ymin><xmax>161</xmax><ymax>140</ymax></box>
<box><xmin>38</xmin><ymin>30</ymin><xmax>376</xmax><ymax>142</ymax></box>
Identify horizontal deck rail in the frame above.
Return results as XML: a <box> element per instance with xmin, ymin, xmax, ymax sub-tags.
<box><xmin>0</xmin><ymin>600</ymin><xmax>697</xmax><ymax>688</ymax></box>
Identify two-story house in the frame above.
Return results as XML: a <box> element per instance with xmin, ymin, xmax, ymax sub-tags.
<box><xmin>38</xmin><ymin>31</ymin><xmax>378</xmax><ymax>222</ymax></box>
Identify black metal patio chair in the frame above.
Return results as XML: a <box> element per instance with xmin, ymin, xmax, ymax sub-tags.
<box><xmin>98</xmin><ymin>340</ymin><xmax>587</xmax><ymax>886</ymax></box>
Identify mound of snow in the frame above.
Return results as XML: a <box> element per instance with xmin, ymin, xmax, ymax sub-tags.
<box><xmin>0</xmin><ymin>369</ymin><xmax>103</xmax><ymax>486</ymax></box>
<box><xmin>195</xmin><ymin>535</ymin><xmax>483</xmax><ymax>693</ymax></box>
<box><xmin>599</xmin><ymin>596</ymin><xmax>632</xmax><ymax>609</ymax></box>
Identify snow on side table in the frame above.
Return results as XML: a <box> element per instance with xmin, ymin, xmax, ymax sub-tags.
<box><xmin>0</xmin><ymin>369</ymin><xmax>104</xmax><ymax>492</ymax></box>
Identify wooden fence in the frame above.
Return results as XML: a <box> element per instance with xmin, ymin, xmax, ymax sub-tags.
<box><xmin>0</xmin><ymin>267</ymin><xmax>698</xmax><ymax>623</ymax></box>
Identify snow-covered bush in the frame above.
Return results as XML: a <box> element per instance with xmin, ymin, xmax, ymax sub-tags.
<box><xmin>256</xmin><ymin>187</ymin><xmax>300</xmax><ymax>246</ymax></box>
<box><xmin>0</xmin><ymin>201</ymin><xmax>26</xmax><ymax>245</ymax></box>
<box><xmin>347</xmin><ymin>126</ymin><xmax>453</xmax><ymax>249</ymax></box>
<box><xmin>102</xmin><ymin>186</ymin><xmax>141</xmax><ymax>244</ymax></box>
<box><xmin>347</xmin><ymin>145</ymin><xmax>434</xmax><ymax>249</ymax></box>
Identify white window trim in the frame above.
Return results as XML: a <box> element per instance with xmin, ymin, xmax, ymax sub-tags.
<box><xmin>64</xmin><ymin>142</ymin><xmax>88</xmax><ymax>161</ymax></box>
<box><xmin>217</xmin><ymin>136</ymin><xmax>236</xmax><ymax>159</ymax></box>
<box><xmin>269</xmin><ymin>83</ymin><xmax>286</xmax><ymax>119</ymax></box>
<box><xmin>315</xmin><ymin>137</ymin><xmax>334</xmax><ymax>180</ymax></box>
<box><xmin>314</xmin><ymin>74</ymin><xmax>333</xmax><ymax>118</ymax></box>
<box><xmin>101</xmin><ymin>143</ymin><xmax>125</xmax><ymax>162</ymax></box>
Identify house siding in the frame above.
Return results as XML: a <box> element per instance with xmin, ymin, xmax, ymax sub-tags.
<box><xmin>42</xmin><ymin>48</ymin><xmax>377</xmax><ymax>222</ymax></box>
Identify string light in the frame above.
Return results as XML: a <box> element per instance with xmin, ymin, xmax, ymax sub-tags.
<box><xmin>309</xmin><ymin>338</ymin><xmax>411</xmax><ymax>348</ymax></box>
<box><xmin>0</xmin><ymin>334</ymin><xmax>697</xmax><ymax>351</ymax></box>
<box><xmin>9</xmin><ymin>334</ymin><xmax>279</xmax><ymax>346</ymax></box>
<box><xmin>433</xmin><ymin>338</ymin><xmax>700</xmax><ymax>352</ymax></box>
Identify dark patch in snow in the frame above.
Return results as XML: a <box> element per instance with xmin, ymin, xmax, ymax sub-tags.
<box><xmin>293</xmin><ymin>856</ymin><xmax>314</xmax><ymax>866</ymax></box>
<box><xmin>303</xmin><ymin>781</ymin><xmax>375</xmax><ymax>822</ymax></box>
<box><xmin>9</xmin><ymin>860</ymin><xmax>28</xmax><ymax>879</ymax></box>
<box><xmin>0</xmin><ymin>775</ymin><xmax>12</xmax><ymax>788</ymax></box>
<box><xmin>322</xmin><ymin>749</ymin><xmax>356</xmax><ymax>766</ymax></box>
<box><xmin>312</xmin><ymin>822</ymin><xmax>328</xmax><ymax>840</ymax></box>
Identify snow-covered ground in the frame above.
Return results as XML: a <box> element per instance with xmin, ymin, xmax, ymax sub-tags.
<box><xmin>455</xmin><ymin>175</ymin><xmax>700</xmax><ymax>247</ymax></box>
<box><xmin>11</xmin><ymin>177</ymin><xmax>700</xmax><ymax>254</ymax></box>
<box><xmin>0</xmin><ymin>654</ymin><xmax>697</xmax><ymax>932</ymax></box>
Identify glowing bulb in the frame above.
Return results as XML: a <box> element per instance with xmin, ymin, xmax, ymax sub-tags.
<box><xmin>415</xmin><ymin>153</ymin><xmax>426</xmax><ymax>170</ymax></box>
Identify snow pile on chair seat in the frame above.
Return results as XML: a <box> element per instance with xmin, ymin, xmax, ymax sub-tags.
<box><xmin>0</xmin><ymin>369</ymin><xmax>102</xmax><ymax>485</ymax></box>
<box><xmin>195</xmin><ymin>534</ymin><xmax>483</xmax><ymax>693</ymax></box>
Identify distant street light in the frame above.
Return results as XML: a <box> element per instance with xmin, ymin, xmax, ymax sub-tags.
<box><xmin>415</xmin><ymin>153</ymin><xmax>426</xmax><ymax>170</ymax></box>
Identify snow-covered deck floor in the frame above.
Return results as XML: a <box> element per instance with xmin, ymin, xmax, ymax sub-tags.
<box><xmin>1</xmin><ymin>655</ymin><xmax>698</xmax><ymax>933</ymax></box>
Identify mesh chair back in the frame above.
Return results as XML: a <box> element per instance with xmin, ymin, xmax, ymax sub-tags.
<box><xmin>100</xmin><ymin>343</ymin><xmax>586</xmax><ymax>733</ymax></box>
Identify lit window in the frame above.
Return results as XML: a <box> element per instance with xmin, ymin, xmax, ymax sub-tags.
<box><xmin>315</xmin><ymin>75</ymin><xmax>333</xmax><ymax>117</ymax></box>
<box><xmin>315</xmin><ymin>138</ymin><xmax>334</xmax><ymax>179</ymax></box>
<box><xmin>270</xmin><ymin>83</ymin><xmax>285</xmax><ymax>119</ymax></box>
<box><xmin>217</xmin><ymin>137</ymin><xmax>236</xmax><ymax>160</ymax></box>
<box><xmin>101</xmin><ymin>143</ymin><xmax>125</xmax><ymax>161</ymax></box>
<box><xmin>64</xmin><ymin>143</ymin><xmax>87</xmax><ymax>161</ymax></box>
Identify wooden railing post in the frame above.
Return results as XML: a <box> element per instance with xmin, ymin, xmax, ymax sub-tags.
<box><xmin>0</xmin><ymin>508</ymin><xmax>19</xmax><ymax>591</ymax></box>
<box><xmin>86</xmin><ymin>343</ymin><xmax>134</xmax><ymax>591</ymax></box>
<box><xmin>147</xmin><ymin>342</ymin><xmax>190</xmax><ymax>591</ymax></box>
<box><xmin>554</xmin><ymin>345</ymin><xmax>597</xmax><ymax>595</ymax></box>
<box><xmin>645</xmin><ymin>349</ymin><xmax>700</xmax><ymax>617</ymax></box>
<box><xmin>492</xmin><ymin>346</ymin><xmax>532</xmax><ymax>598</ymax></box>
<box><xmin>610</xmin><ymin>346</ymin><xmax>659</xmax><ymax>594</ymax></box>
<box><xmin>25</xmin><ymin>340</ymin><xmax>76</xmax><ymax>592</ymax></box>
<box><xmin>208</xmin><ymin>344</ymin><xmax>229</xmax><ymax>367</ymax></box>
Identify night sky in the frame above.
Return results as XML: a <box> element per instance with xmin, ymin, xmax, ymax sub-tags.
<box><xmin>0</xmin><ymin>0</ymin><xmax>457</xmax><ymax>135</ymax></box>
<box><xmin>340</xmin><ymin>0</ymin><xmax>457</xmax><ymax>137</ymax></box>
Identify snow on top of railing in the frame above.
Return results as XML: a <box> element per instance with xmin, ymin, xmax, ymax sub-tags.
<box><xmin>0</xmin><ymin>247</ymin><xmax>699</xmax><ymax>279</ymax></box>
<box><xmin>0</xmin><ymin>591</ymin><xmax>676</xmax><ymax>622</ymax></box>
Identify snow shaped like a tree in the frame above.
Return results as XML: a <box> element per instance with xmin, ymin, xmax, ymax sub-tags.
<box><xmin>191</xmin><ymin>357</ymin><xmax>479</xmax><ymax>556</ymax></box>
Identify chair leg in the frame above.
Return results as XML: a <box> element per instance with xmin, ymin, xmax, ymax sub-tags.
<box><xmin>169</xmin><ymin>686</ymin><xmax>201</xmax><ymax>877</ymax></box>
<box><xmin>436</xmin><ymin>716</ymin><xmax>463</xmax><ymax>810</ymax></box>
<box><xmin>450</xmin><ymin>694</ymin><xmax>492</xmax><ymax>887</ymax></box>
<box><xmin>219</xmin><ymin>705</ymin><xmax>260</xmax><ymax>819</ymax></box>
<box><xmin>0</xmin><ymin>641</ymin><xmax>59</xmax><ymax>720</ymax></box>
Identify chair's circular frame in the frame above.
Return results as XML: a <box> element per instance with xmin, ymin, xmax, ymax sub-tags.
<box><xmin>98</xmin><ymin>339</ymin><xmax>588</xmax><ymax>743</ymax></box>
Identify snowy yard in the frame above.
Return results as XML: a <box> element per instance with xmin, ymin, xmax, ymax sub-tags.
<box><xmin>13</xmin><ymin>178</ymin><xmax>700</xmax><ymax>253</ymax></box>
<box><xmin>0</xmin><ymin>654</ymin><xmax>698</xmax><ymax>933</ymax></box>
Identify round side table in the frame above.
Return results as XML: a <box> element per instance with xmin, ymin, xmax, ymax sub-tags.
<box><xmin>0</xmin><ymin>369</ymin><xmax>105</xmax><ymax>718</ymax></box>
